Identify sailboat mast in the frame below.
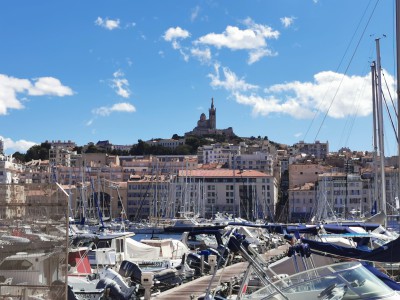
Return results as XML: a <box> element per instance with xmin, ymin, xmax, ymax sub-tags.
<box><xmin>375</xmin><ymin>38</ymin><xmax>387</xmax><ymax>219</ymax></box>
<box><xmin>396</xmin><ymin>0</ymin><xmax>400</xmax><ymax>204</ymax></box>
<box><xmin>371</xmin><ymin>62</ymin><xmax>379</xmax><ymax>213</ymax></box>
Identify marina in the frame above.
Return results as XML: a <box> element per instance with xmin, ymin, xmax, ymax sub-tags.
<box><xmin>3</xmin><ymin>0</ymin><xmax>400</xmax><ymax>299</ymax></box>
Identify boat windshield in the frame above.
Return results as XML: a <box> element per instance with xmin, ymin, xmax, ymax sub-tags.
<box><xmin>244</xmin><ymin>262</ymin><xmax>396</xmax><ymax>300</ymax></box>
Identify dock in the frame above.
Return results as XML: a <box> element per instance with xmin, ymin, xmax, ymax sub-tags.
<box><xmin>154</xmin><ymin>244</ymin><xmax>289</xmax><ymax>299</ymax></box>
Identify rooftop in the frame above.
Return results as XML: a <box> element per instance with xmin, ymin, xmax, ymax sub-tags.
<box><xmin>178</xmin><ymin>169</ymin><xmax>268</xmax><ymax>178</ymax></box>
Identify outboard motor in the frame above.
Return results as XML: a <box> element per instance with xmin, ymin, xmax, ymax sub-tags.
<box><xmin>96</xmin><ymin>277</ymin><xmax>133</xmax><ymax>300</ymax></box>
<box><xmin>200</xmin><ymin>248</ymin><xmax>226</xmax><ymax>267</ymax></box>
<box><xmin>119</xmin><ymin>260</ymin><xmax>182</xmax><ymax>289</ymax></box>
<box><xmin>119</xmin><ymin>260</ymin><xmax>142</xmax><ymax>284</ymax></box>
<box><xmin>186</xmin><ymin>252</ymin><xmax>211</xmax><ymax>276</ymax></box>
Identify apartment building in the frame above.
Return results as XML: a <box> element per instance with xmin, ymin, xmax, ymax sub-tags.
<box><xmin>126</xmin><ymin>174</ymin><xmax>175</xmax><ymax>221</ymax></box>
<box><xmin>121</xmin><ymin>155</ymin><xmax>198</xmax><ymax>177</ymax></box>
<box><xmin>232</xmin><ymin>152</ymin><xmax>276</xmax><ymax>175</ymax></box>
<box><xmin>317</xmin><ymin>172</ymin><xmax>364</xmax><ymax>219</ymax></box>
<box><xmin>56</xmin><ymin>165</ymin><xmax>124</xmax><ymax>185</ymax></box>
<box><xmin>291</xmin><ymin>140</ymin><xmax>329</xmax><ymax>159</ymax></box>
<box><xmin>289</xmin><ymin>163</ymin><xmax>330</xmax><ymax>189</ymax></box>
<box><xmin>146</xmin><ymin>138</ymin><xmax>186</xmax><ymax>150</ymax></box>
<box><xmin>47</xmin><ymin>140</ymin><xmax>77</xmax><ymax>149</ymax></box>
<box><xmin>288</xmin><ymin>182</ymin><xmax>316</xmax><ymax>222</ymax></box>
<box><xmin>0</xmin><ymin>154</ymin><xmax>24</xmax><ymax>184</ymax></box>
<box><xmin>198</xmin><ymin>143</ymin><xmax>241</xmax><ymax>165</ymax></box>
<box><xmin>177</xmin><ymin>169</ymin><xmax>277</xmax><ymax>221</ymax></box>
<box><xmin>49</xmin><ymin>146</ymin><xmax>76</xmax><ymax>167</ymax></box>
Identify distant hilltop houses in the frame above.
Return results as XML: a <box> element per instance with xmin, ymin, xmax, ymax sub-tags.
<box><xmin>0</xmin><ymin>98</ymin><xmax>398</xmax><ymax>223</ymax></box>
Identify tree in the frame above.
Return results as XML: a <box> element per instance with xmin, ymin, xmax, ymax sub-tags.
<box><xmin>12</xmin><ymin>152</ymin><xmax>26</xmax><ymax>163</ymax></box>
<box><xmin>84</xmin><ymin>144</ymin><xmax>100</xmax><ymax>153</ymax></box>
<box><xmin>185</xmin><ymin>136</ymin><xmax>201</xmax><ymax>153</ymax></box>
<box><xmin>73</xmin><ymin>146</ymin><xmax>83</xmax><ymax>154</ymax></box>
<box><xmin>25</xmin><ymin>144</ymin><xmax>50</xmax><ymax>162</ymax></box>
<box><xmin>173</xmin><ymin>145</ymin><xmax>191</xmax><ymax>155</ymax></box>
<box><xmin>130</xmin><ymin>139</ymin><xmax>150</xmax><ymax>155</ymax></box>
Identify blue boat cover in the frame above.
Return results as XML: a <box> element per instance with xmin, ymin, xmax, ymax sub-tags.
<box><xmin>301</xmin><ymin>236</ymin><xmax>400</xmax><ymax>262</ymax></box>
<box><xmin>322</xmin><ymin>223</ymin><xmax>380</xmax><ymax>234</ymax></box>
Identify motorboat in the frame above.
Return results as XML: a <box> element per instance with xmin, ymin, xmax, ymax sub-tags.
<box><xmin>198</xmin><ymin>230</ymin><xmax>400</xmax><ymax>300</ymax></box>
<box><xmin>0</xmin><ymin>251</ymin><xmax>66</xmax><ymax>299</ymax></box>
<box><xmin>241</xmin><ymin>261</ymin><xmax>400</xmax><ymax>300</ymax></box>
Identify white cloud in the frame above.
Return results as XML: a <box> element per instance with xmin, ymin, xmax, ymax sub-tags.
<box><xmin>0</xmin><ymin>74</ymin><xmax>73</xmax><ymax>115</ymax></box>
<box><xmin>264</xmin><ymin>71</ymin><xmax>375</xmax><ymax>118</ymax></box>
<box><xmin>280</xmin><ymin>16</ymin><xmax>295</xmax><ymax>28</ymax></box>
<box><xmin>110</xmin><ymin>70</ymin><xmax>130</xmax><ymax>98</ymax></box>
<box><xmin>95</xmin><ymin>17</ymin><xmax>120</xmax><ymax>30</ymax></box>
<box><xmin>208</xmin><ymin>64</ymin><xmax>258</xmax><ymax>92</ymax></box>
<box><xmin>162</xmin><ymin>27</ymin><xmax>192</xmax><ymax>61</ymax></box>
<box><xmin>163</xmin><ymin>27</ymin><xmax>190</xmax><ymax>43</ymax></box>
<box><xmin>207</xmin><ymin>66</ymin><xmax>386</xmax><ymax>120</ymax></box>
<box><xmin>179</xmin><ymin>49</ymin><xmax>190</xmax><ymax>62</ymax></box>
<box><xmin>195</xmin><ymin>18</ymin><xmax>279</xmax><ymax>64</ymax></box>
<box><xmin>248</xmin><ymin>48</ymin><xmax>276</xmax><ymax>65</ymax></box>
<box><xmin>294</xmin><ymin>132</ymin><xmax>303</xmax><ymax>138</ymax></box>
<box><xmin>233</xmin><ymin>92</ymin><xmax>314</xmax><ymax>118</ymax></box>
<box><xmin>92</xmin><ymin>102</ymin><xmax>136</xmax><ymax>116</ymax></box>
<box><xmin>0</xmin><ymin>136</ymin><xmax>36</xmax><ymax>154</ymax></box>
<box><xmin>28</xmin><ymin>77</ymin><xmax>74</xmax><ymax>96</ymax></box>
<box><xmin>191</xmin><ymin>6</ymin><xmax>200</xmax><ymax>22</ymax></box>
<box><xmin>191</xmin><ymin>47</ymin><xmax>211</xmax><ymax>64</ymax></box>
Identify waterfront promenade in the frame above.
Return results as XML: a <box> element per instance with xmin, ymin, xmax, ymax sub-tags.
<box><xmin>155</xmin><ymin>244</ymin><xmax>290</xmax><ymax>300</ymax></box>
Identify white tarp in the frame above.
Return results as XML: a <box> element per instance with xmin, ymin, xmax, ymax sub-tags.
<box><xmin>141</xmin><ymin>239</ymin><xmax>189</xmax><ymax>259</ymax></box>
<box><xmin>125</xmin><ymin>238</ymin><xmax>160</xmax><ymax>260</ymax></box>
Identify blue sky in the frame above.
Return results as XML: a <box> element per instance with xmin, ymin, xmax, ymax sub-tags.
<box><xmin>0</xmin><ymin>0</ymin><xmax>397</xmax><ymax>155</ymax></box>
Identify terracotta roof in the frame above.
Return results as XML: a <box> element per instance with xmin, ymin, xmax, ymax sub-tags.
<box><xmin>178</xmin><ymin>169</ymin><xmax>268</xmax><ymax>178</ymax></box>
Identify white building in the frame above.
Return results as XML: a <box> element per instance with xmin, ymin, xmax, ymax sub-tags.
<box><xmin>198</xmin><ymin>143</ymin><xmax>241</xmax><ymax>165</ymax></box>
<box><xmin>46</xmin><ymin>140</ymin><xmax>77</xmax><ymax>149</ymax></box>
<box><xmin>293</xmin><ymin>140</ymin><xmax>329</xmax><ymax>159</ymax></box>
<box><xmin>231</xmin><ymin>152</ymin><xmax>276</xmax><ymax>175</ymax></box>
<box><xmin>288</xmin><ymin>182</ymin><xmax>316</xmax><ymax>222</ymax></box>
<box><xmin>176</xmin><ymin>169</ymin><xmax>278</xmax><ymax>221</ymax></box>
<box><xmin>316</xmin><ymin>172</ymin><xmax>364</xmax><ymax>219</ymax></box>
<box><xmin>49</xmin><ymin>146</ymin><xmax>76</xmax><ymax>167</ymax></box>
<box><xmin>146</xmin><ymin>139</ymin><xmax>186</xmax><ymax>150</ymax></box>
<box><xmin>0</xmin><ymin>155</ymin><xmax>24</xmax><ymax>184</ymax></box>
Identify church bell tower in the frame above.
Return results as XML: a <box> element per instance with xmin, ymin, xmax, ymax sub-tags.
<box><xmin>209</xmin><ymin>97</ymin><xmax>216</xmax><ymax>130</ymax></box>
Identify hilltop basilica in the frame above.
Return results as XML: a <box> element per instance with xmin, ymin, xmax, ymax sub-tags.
<box><xmin>185</xmin><ymin>98</ymin><xmax>235</xmax><ymax>137</ymax></box>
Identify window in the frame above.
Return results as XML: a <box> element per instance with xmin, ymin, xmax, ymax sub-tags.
<box><xmin>0</xmin><ymin>260</ymin><xmax>32</xmax><ymax>270</ymax></box>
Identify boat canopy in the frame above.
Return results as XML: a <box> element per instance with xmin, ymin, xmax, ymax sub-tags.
<box><xmin>302</xmin><ymin>236</ymin><xmax>400</xmax><ymax>263</ymax></box>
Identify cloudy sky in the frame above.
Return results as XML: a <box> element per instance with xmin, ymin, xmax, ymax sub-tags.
<box><xmin>0</xmin><ymin>0</ymin><xmax>397</xmax><ymax>155</ymax></box>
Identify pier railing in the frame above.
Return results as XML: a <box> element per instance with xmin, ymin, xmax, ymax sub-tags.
<box><xmin>0</xmin><ymin>183</ymin><xmax>68</xmax><ymax>300</ymax></box>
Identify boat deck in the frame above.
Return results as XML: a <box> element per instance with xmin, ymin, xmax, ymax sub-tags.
<box><xmin>154</xmin><ymin>244</ymin><xmax>290</xmax><ymax>299</ymax></box>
